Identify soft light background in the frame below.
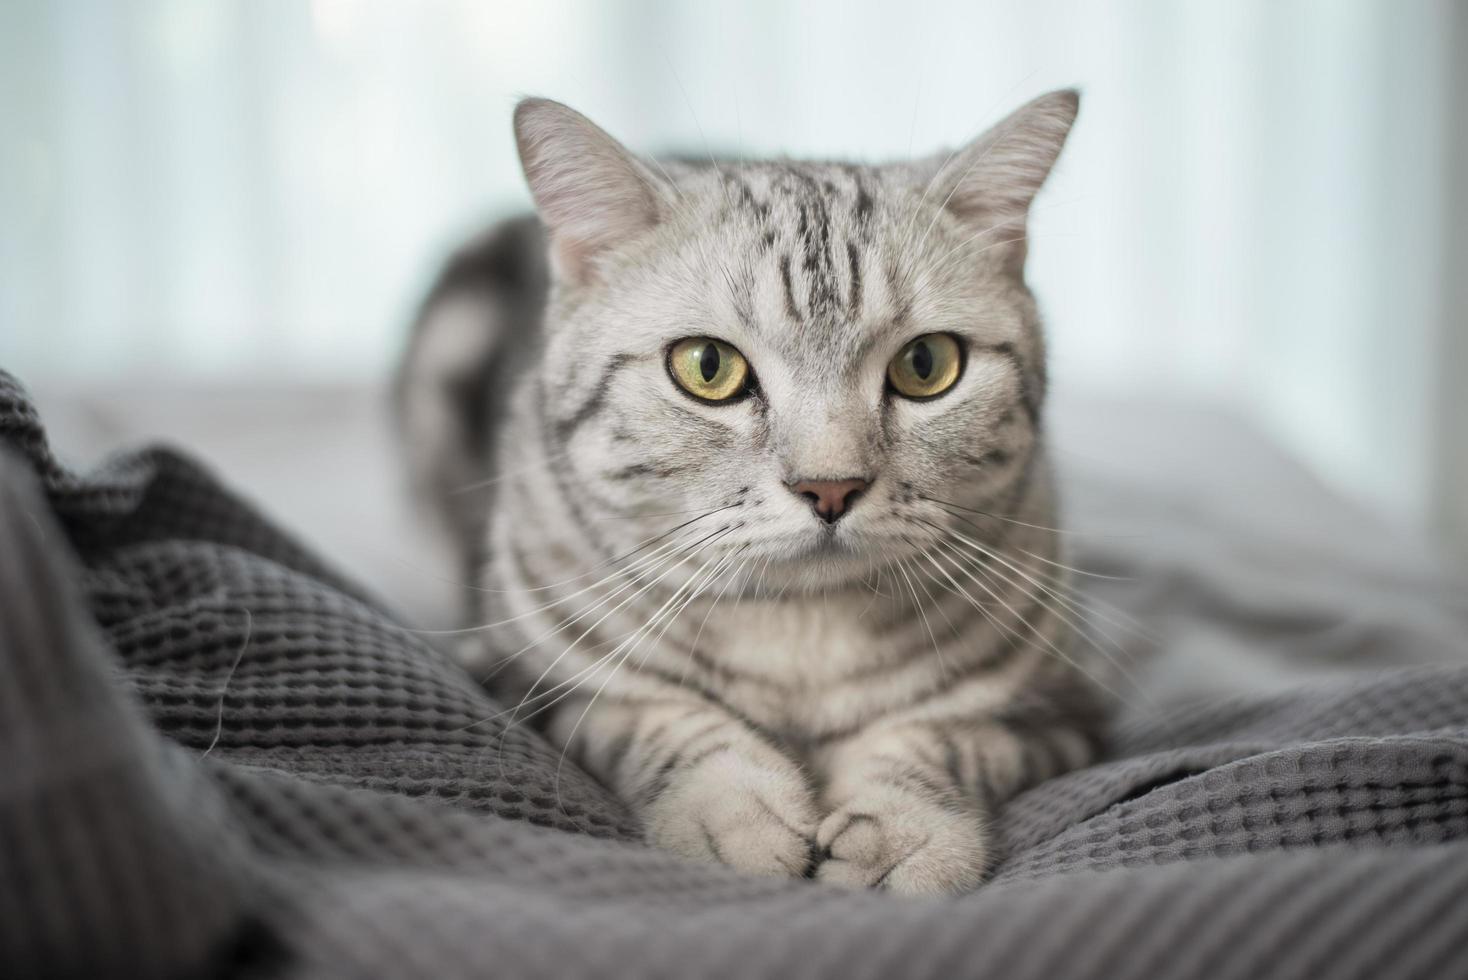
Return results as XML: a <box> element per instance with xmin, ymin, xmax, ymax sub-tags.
<box><xmin>1</xmin><ymin>0</ymin><xmax>1464</xmax><ymax>556</ymax></box>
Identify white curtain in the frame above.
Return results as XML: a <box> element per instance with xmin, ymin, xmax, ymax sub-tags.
<box><xmin>0</xmin><ymin>0</ymin><xmax>1459</xmax><ymax>536</ymax></box>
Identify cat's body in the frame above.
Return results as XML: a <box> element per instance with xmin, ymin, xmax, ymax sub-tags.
<box><xmin>397</xmin><ymin>92</ymin><xmax>1102</xmax><ymax>894</ymax></box>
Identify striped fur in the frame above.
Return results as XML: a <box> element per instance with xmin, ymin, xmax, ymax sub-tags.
<box><xmin>397</xmin><ymin>91</ymin><xmax>1101</xmax><ymax>894</ymax></box>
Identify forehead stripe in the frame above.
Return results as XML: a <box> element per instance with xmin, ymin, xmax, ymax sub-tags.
<box><xmin>778</xmin><ymin>253</ymin><xmax>802</xmax><ymax>322</ymax></box>
<box><xmin>846</xmin><ymin>241</ymin><xmax>863</xmax><ymax>319</ymax></box>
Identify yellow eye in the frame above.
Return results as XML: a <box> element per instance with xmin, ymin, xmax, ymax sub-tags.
<box><xmin>887</xmin><ymin>333</ymin><xmax>962</xmax><ymax>399</ymax></box>
<box><xmin>667</xmin><ymin>338</ymin><xmax>751</xmax><ymax>402</ymax></box>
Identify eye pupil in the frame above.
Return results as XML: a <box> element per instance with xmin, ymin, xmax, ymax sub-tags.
<box><xmin>699</xmin><ymin>344</ymin><xmax>720</xmax><ymax>382</ymax></box>
<box><xmin>911</xmin><ymin>341</ymin><xmax>933</xmax><ymax>379</ymax></box>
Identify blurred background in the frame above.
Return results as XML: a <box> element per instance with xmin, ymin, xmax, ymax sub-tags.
<box><xmin>1</xmin><ymin>0</ymin><xmax>1465</xmax><ymax>582</ymax></box>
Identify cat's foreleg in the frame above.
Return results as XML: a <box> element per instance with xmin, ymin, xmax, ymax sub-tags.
<box><xmin>550</xmin><ymin>694</ymin><xmax>820</xmax><ymax>878</ymax></box>
<box><xmin>813</xmin><ymin>717</ymin><xmax>1093</xmax><ymax>894</ymax></box>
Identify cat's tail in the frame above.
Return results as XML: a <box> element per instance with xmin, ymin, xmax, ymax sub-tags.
<box><xmin>392</xmin><ymin>214</ymin><xmax>548</xmax><ymax>581</ymax></box>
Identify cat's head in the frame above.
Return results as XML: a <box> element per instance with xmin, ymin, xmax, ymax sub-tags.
<box><xmin>513</xmin><ymin>91</ymin><xmax>1078</xmax><ymax>592</ymax></box>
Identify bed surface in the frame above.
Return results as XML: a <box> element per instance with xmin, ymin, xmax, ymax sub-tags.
<box><xmin>4</xmin><ymin>372</ymin><xmax>1467</xmax><ymax>979</ymax></box>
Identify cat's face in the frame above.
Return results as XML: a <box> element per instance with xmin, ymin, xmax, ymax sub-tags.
<box><xmin>515</xmin><ymin>93</ymin><xmax>1077</xmax><ymax>592</ymax></box>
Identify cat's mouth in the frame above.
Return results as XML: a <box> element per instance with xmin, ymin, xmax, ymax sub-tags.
<box><xmin>802</xmin><ymin>527</ymin><xmax>850</xmax><ymax>556</ymax></box>
<box><xmin>749</xmin><ymin>523</ymin><xmax>892</xmax><ymax>589</ymax></box>
<box><xmin>720</xmin><ymin>492</ymin><xmax>929</xmax><ymax>591</ymax></box>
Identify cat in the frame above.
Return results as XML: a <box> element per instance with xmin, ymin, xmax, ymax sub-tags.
<box><xmin>396</xmin><ymin>89</ymin><xmax>1102</xmax><ymax>895</ymax></box>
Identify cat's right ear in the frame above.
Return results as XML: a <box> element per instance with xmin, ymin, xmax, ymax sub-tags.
<box><xmin>513</xmin><ymin>98</ymin><xmax>666</xmax><ymax>285</ymax></box>
<box><xmin>909</xmin><ymin>89</ymin><xmax>1079</xmax><ymax>268</ymax></box>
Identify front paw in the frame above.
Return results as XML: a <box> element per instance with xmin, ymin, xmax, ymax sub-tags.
<box><xmin>644</xmin><ymin>747</ymin><xmax>819</xmax><ymax>878</ymax></box>
<box><xmin>816</xmin><ymin>791</ymin><xmax>989</xmax><ymax>895</ymax></box>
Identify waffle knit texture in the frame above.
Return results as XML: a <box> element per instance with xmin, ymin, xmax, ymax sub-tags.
<box><xmin>2</xmin><ymin>369</ymin><xmax>1466</xmax><ymax>979</ymax></box>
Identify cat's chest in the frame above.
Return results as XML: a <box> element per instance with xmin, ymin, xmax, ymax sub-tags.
<box><xmin>707</xmin><ymin>598</ymin><xmax>882</xmax><ymax>678</ymax></box>
<box><xmin>693</xmin><ymin>595</ymin><xmax>920</xmax><ymax>737</ymax></box>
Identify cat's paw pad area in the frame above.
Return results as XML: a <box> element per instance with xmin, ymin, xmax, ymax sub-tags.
<box><xmin>815</xmin><ymin>796</ymin><xmax>988</xmax><ymax>896</ymax></box>
<box><xmin>645</xmin><ymin>748</ymin><xmax>818</xmax><ymax>879</ymax></box>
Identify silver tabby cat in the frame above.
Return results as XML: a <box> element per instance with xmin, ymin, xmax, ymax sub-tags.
<box><xmin>397</xmin><ymin>90</ymin><xmax>1102</xmax><ymax>895</ymax></box>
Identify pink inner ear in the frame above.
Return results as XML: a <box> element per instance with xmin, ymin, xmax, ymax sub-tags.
<box><xmin>514</xmin><ymin>98</ymin><xmax>664</xmax><ymax>284</ymax></box>
<box><xmin>542</xmin><ymin>172</ymin><xmax>661</xmax><ymax>282</ymax></box>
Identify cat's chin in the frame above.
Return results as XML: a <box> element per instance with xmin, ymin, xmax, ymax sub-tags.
<box><xmin>740</xmin><ymin>533</ymin><xmax>889</xmax><ymax>595</ymax></box>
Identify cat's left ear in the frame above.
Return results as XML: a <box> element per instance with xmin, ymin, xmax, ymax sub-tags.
<box><xmin>916</xmin><ymin>89</ymin><xmax>1079</xmax><ymax>246</ymax></box>
<box><xmin>513</xmin><ymin>98</ymin><xmax>668</xmax><ymax>285</ymax></box>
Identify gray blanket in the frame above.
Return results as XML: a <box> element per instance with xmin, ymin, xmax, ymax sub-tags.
<box><xmin>2</xmin><ymin>369</ymin><xmax>1467</xmax><ymax>980</ymax></box>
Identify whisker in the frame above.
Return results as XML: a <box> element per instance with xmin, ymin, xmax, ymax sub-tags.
<box><xmin>680</xmin><ymin>550</ymin><xmax>749</xmax><ymax>688</ymax></box>
<box><xmin>922</xmin><ymin>494</ymin><xmax>1100</xmax><ymax>537</ymax></box>
<box><xmin>415</xmin><ymin>532</ymin><xmax>689</xmax><ymax>642</ymax></box>
<box><xmin>406</xmin><ymin>510</ymin><xmax>731</xmax><ymax>637</ymax></box>
<box><xmin>929</xmin><ymin>195</ymin><xmax>1081</xmax><ymax>273</ymax></box>
<box><xmin>928</xmin><ymin>527</ymin><xmax>1155</xmax><ymax>703</ymax></box>
<box><xmin>448</xmin><ymin>447</ymin><xmax>570</xmax><ymax>495</ymax></box>
<box><xmin>463</xmin><ymin>523</ymin><xmax>739</xmax><ymax>735</ymax></box>
<box><xmin>893</xmin><ymin>556</ymin><xmax>949</xmax><ymax>683</ymax></box>
<box><xmin>933</xmin><ymin>230</ymin><xmax>1028</xmax><ymax>272</ymax></box>
<box><xmin>912</xmin><ymin>544</ymin><xmax>1044</xmax><ymax>661</ymax></box>
<box><xmin>902</xmin><ymin>143</ymin><xmax>966</xmax><ymax>250</ymax></box>
<box><xmin>856</xmin><ymin>564</ymin><xmax>888</xmax><ymax>620</ymax></box>
<box><xmin>473</xmin><ymin>537</ymin><xmax>700</xmax><ymax>685</ymax></box>
<box><xmin>482</xmin><ymin>532</ymin><xmax>736</xmax><ymax>796</ymax></box>
<box><xmin>593</xmin><ymin>506</ymin><xmax>731</xmax><ymax>521</ymax></box>
<box><xmin>901</xmin><ymin>553</ymin><xmax>965</xmax><ymax>644</ymax></box>
<box><xmin>965</xmin><ymin>548</ymin><xmax>1155</xmax><ymax>665</ymax></box>
<box><xmin>926</xmin><ymin>538</ymin><xmax>1128</xmax><ymax>704</ymax></box>
<box><xmin>464</xmin><ymin>571</ymin><xmax>678</xmax><ymax>734</ymax></box>
<box><xmin>496</xmin><ymin>528</ymin><xmax>736</xmax><ymax>712</ymax></box>
<box><xmin>664</xmin><ymin>54</ymin><xmax>734</xmax><ymax>210</ymax></box>
<box><xmin>548</xmin><ymin>545</ymin><xmax>731</xmax><ymax>805</ymax></box>
<box><xmin>1013</xmin><ymin>546</ymin><xmax>1136</xmax><ymax>582</ymax></box>
<box><xmin>1001</xmin><ymin>548</ymin><xmax>1160</xmax><ymax>643</ymax></box>
<box><xmin>929</xmin><ymin>507</ymin><xmax>1157</xmax><ymax>646</ymax></box>
<box><xmin>382</xmin><ymin>499</ymin><xmax>732</xmax><ymax>611</ymax></box>
<box><xmin>898</xmin><ymin>69</ymin><xmax>1041</xmax><ymax>255</ymax></box>
<box><xmin>909</xmin><ymin>93</ymin><xmax>1038</xmax><ymax>256</ymax></box>
<box><xmin>947</xmin><ymin>537</ymin><xmax>1133</xmax><ymax>663</ymax></box>
<box><xmin>470</xmin><ymin>502</ymin><xmax>742</xmax><ymax>595</ymax></box>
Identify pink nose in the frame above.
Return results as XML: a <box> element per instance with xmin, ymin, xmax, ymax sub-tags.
<box><xmin>787</xmin><ymin>477</ymin><xmax>870</xmax><ymax>523</ymax></box>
